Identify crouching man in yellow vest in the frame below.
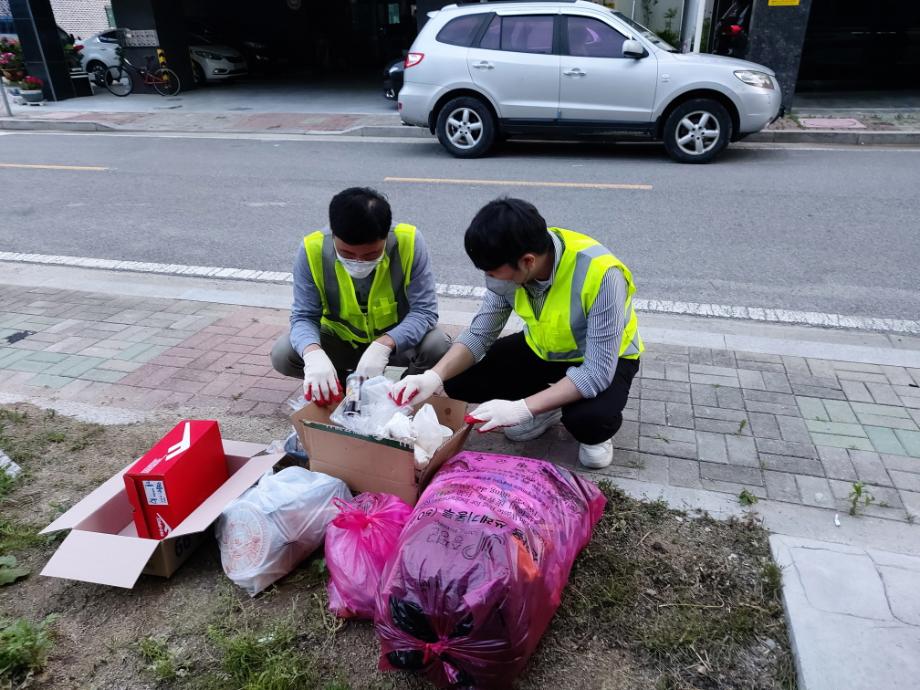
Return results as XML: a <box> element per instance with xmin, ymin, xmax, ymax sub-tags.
<box><xmin>271</xmin><ymin>187</ymin><xmax>451</xmax><ymax>405</ymax></box>
<box><xmin>391</xmin><ymin>197</ymin><xmax>642</xmax><ymax>469</ymax></box>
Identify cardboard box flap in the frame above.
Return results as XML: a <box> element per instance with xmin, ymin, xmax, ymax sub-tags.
<box><xmin>222</xmin><ymin>440</ymin><xmax>269</xmax><ymax>458</ymax></box>
<box><xmin>40</xmin><ymin>464</ymin><xmax>134</xmax><ymax>534</ymax></box>
<box><xmin>40</xmin><ymin>530</ymin><xmax>161</xmax><ymax>588</ymax></box>
<box><xmin>169</xmin><ymin>452</ymin><xmax>282</xmax><ymax>537</ymax></box>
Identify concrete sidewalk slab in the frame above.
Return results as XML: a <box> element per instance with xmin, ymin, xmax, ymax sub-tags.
<box><xmin>771</xmin><ymin>534</ymin><xmax>920</xmax><ymax>690</ymax></box>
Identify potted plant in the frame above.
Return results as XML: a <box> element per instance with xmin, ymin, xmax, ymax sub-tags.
<box><xmin>0</xmin><ymin>39</ymin><xmax>25</xmax><ymax>83</ymax></box>
<box><xmin>19</xmin><ymin>75</ymin><xmax>44</xmax><ymax>103</ymax></box>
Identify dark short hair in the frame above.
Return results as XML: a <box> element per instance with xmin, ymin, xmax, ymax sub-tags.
<box><xmin>464</xmin><ymin>197</ymin><xmax>551</xmax><ymax>271</ymax></box>
<box><xmin>329</xmin><ymin>187</ymin><xmax>392</xmax><ymax>245</ymax></box>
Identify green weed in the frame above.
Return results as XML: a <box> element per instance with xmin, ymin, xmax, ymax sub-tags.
<box><xmin>0</xmin><ymin>615</ymin><xmax>57</xmax><ymax>681</ymax></box>
<box><xmin>738</xmin><ymin>489</ymin><xmax>759</xmax><ymax>507</ymax></box>
<box><xmin>848</xmin><ymin>481</ymin><xmax>874</xmax><ymax>516</ymax></box>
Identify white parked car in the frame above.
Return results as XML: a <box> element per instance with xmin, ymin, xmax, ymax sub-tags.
<box><xmin>188</xmin><ymin>34</ymin><xmax>248</xmax><ymax>83</ymax></box>
<box><xmin>79</xmin><ymin>29</ymin><xmax>121</xmax><ymax>84</ymax></box>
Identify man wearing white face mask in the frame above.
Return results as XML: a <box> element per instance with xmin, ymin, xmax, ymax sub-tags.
<box><xmin>391</xmin><ymin>197</ymin><xmax>643</xmax><ymax>470</ymax></box>
<box><xmin>271</xmin><ymin>187</ymin><xmax>451</xmax><ymax>406</ymax></box>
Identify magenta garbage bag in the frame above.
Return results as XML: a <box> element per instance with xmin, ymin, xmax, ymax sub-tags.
<box><xmin>375</xmin><ymin>451</ymin><xmax>605</xmax><ymax>689</ymax></box>
<box><xmin>325</xmin><ymin>492</ymin><xmax>413</xmax><ymax>619</ymax></box>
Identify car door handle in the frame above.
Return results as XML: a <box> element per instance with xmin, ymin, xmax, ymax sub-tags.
<box><xmin>472</xmin><ymin>61</ymin><xmax>494</xmax><ymax>70</ymax></box>
<box><xmin>562</xmin><ymin>68</ymin><xmax>586</xmax><ymax>77</ymax></box>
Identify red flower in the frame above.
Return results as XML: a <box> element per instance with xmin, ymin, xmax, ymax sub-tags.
<box><xmin>23</xmin><ymin>75</ymin><xmax>43</xmax><ymax>89</ymax></box>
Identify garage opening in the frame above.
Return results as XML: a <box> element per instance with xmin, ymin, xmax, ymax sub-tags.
<box><xmin>797</xmin><ymin>0</ymin><xmax>920</xmax><ymax>92</ymax></box>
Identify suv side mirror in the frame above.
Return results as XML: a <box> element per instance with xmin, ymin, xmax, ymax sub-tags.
<box><xmin>623</xmin><ymin>39</ymin><xmax>646</xmax><ymax>58</ymax></box>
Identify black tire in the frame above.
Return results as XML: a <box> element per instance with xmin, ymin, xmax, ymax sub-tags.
<box><xmin>153</xmin><ymin>67</ymin><xmax>181</xmax><ymax>96</ymax></box>
<box><xmin>192</xmin><ymin>61</ymin><xmax>205</xmax><ymax>85</ymax></box>
<box><xmin>103</xmin><ymin>65</ymin><xmax>133</xmax><ymax>97</ymax></box>
<box><xmin>87</xmin><ymin>60</ymin><xmax>107</xmax><ymax>86</ymax></box>
<box><xmin>662</xmin><ymin>98</ymin><xmax>732</xmax><ymax>164</ymax></box>
<box><xmin>435</xmin><ymin>96</ymin><xmax>496</xmax><ymax>159</ymax></box>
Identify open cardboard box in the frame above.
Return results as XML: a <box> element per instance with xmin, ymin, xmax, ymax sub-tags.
<box><xmin>40</xmin><ymin>440</ymin><xmax>282</xmax><ymax>588</ymax></box>
<box><xmin>291</xmin><ymin>395</ymin><xmax>471</xmax><ymax>505</ymax></box>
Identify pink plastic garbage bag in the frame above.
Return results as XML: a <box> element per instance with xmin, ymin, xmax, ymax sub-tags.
<box><xmin>325</xmin><ymin>492</ymin><xmax>413</xmax><ymax>619</ymax></box>
<box><xmin>375</xmin><ymin>451</ymin><xmax>605</xmax><ymax>689</ymax></box>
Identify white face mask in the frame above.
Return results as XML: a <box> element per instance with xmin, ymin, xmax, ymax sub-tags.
<box><xmin>336</xmin><ymin>251</ymin><xmax>383</xmax><ymax>279</ymax></box>
<box><xmin>485</xmin><ymin>275</ymin><xmax>520</xmax><ymax>300</ymax></box>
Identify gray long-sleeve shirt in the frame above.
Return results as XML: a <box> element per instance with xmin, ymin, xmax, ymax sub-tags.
<box><xmin>457</xmin><ymin>231</ymin><xmax>632</xmax><ymax>398</ymax></box>
<box><xmin>289</xmin><ymin>229</ymin><xmax>439</xmax><ymax>355</ymax></box>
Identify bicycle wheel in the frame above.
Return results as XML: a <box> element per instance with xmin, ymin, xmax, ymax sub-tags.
<box><xmin>152</xmin><ymin>68</ymin><xmax>181</xmax><ymax>97</ymax></box>
<box><xmin>104</xmin><ymin>65</ymin><xmax>133</xmax><ymax>97</ymax></box>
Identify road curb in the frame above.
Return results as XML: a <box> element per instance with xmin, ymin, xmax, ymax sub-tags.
<box><xmin>351</xmin><ymin>124</ymin><xmax>432</xmax><ymax>138</ymax></box>
<box><xmin>0</xmin><ymin>117</ymin><xmax>115</xmax><ymax>132</ymax></box>
<box><xmin>747</xmin><ymin>129</ymin><xmax>920</xmax><ymax>145</ymax></box>
<box><xmin>3</xmin><ymin>116</ymin><xmax>918</xmax><ymax>145</ymax></box>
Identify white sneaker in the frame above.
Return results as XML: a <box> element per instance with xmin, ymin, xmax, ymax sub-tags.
<box><xmin>503</xmin><ymin>409</ymin><xmax>563</xmax><ymax>442</ymax></box>
<box><xmin>578</xmin><ymin>439</ymin><xmax>613</xmax><ymax>469</ymax></box>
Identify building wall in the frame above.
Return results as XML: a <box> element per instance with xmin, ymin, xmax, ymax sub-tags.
<box><xmin>49</xmin><ymin>0</ymin><xmax>111</xmax><ymax>38</ymax></box>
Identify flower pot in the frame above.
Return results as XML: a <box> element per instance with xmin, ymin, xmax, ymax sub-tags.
<box><xmin>19</xmin><ymin>89</ymin><xmax>43</xmax><ymax>103</ymax></box>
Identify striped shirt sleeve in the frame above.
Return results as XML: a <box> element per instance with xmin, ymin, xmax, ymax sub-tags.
<box><xmin>457</xmin><ymin>290</ymin><xmax>512</xmax><ymax>361</ymax></box>
<box><xmin>566</xmin><ymin>268</ymin><xmax>628</xmax><ymax>398</ymax></box>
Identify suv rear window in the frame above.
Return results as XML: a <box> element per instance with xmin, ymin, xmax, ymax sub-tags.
<box><xmin>479</xmin><ymin>15</ymin><xmax>554</xmax><ymax>54</ymax></box>
<box><xmin>436</xmin><ymin>14</ymin><xmax>488</xmax><ymax>47</ymax></box>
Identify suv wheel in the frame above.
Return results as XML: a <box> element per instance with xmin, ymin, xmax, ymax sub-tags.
<box><xmin>435</xmin><ymin>97</ymin><xmax>496</xmax><ymax>159</ymax></box>
<box><xmin>663</xmin><ymin>98</ymin><xmax>732</xmax><ymax>164</ymax></box>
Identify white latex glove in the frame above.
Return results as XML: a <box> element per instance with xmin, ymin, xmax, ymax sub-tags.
<box><xmin>302</xmin><ymin>348</ymin><xmax>341</xmax><ymax>406</ymax></box>
<box><xmin>355</xmin><ymin>340</ymin><xmax>392</xmax><ymax>379</ymax></box>
<box><xmin>466</xmin><ymin>399</ymin><xmax>533</xmax><ymax>433</ymax></box>
<box><xmin>390</xmin><ymin>369</ymin><xmax>443</xmax><ymax>406</ymax></box>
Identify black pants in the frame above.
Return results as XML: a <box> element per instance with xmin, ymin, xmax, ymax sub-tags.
<box><xmin>444</xmin><ymin>332</ymin><xmax>639</xmax><ymax>445</ymax></box>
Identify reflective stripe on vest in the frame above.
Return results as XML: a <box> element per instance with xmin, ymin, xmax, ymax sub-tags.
<box><xmin>516</xmin><ymin>227</ymin><xmax>644</xmax><ymax>363</ymax></box>
<box><xmin>304</xmin><ymin>224</ymin><xmax>415</xmax><ymax>345</ymax></box>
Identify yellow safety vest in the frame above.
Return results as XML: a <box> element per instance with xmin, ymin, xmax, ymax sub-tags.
<box><xmin>516</xmin><ymin>227</ymin><xmax>643</xmax><ymax>362</ymax></box>
<box><xmin>303</xmin><ymin>224</ymin><xmax>416</xmax><ymax>345</ymax></box>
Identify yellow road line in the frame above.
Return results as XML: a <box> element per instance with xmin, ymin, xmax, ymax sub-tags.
<box><xmin>384</xmin><ymin>176</ymin><xmax>652</xmax><ymax>191</ymax></box>
<box><xmin>0</xmin><ymin>163</ymin><xmax>109</xmax><ymax>171</ymax></box>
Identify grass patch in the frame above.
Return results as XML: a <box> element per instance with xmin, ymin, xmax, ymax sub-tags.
<box><xmin>549</xmin><ymin>481</ymin><xmax>795</xmax><ymax>689</ymax></box>
<box><xmin>138</xmin><ymin>636</ymin><xmax>188</xmax><ymax>683</ymax></box>
<box><xmin>0</xmin><ymin>517</ymin><xmax>46</xmax><ymax>555</ymax></box>
<box><xmin>0</xmin><ymin>615</ymin><xmax>57</xmax><ymax>683</ymax></box>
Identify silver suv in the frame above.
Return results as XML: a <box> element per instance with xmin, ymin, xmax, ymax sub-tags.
<box><xmin>398</xmin><ymin>0</ymin><xmax>782</xmax><ymax>163</ymax></box>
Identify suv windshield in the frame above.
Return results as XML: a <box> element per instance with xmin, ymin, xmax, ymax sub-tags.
<box><xmin>610</xmin><ymin>10</ymin><xmax>677</xmax><ymax>52</ymax></box>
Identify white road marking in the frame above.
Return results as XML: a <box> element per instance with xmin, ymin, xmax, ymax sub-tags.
<box><xmin>2</xmin><ymin>251</ymin><xmax>918</xmax><ymax>335</ymax></box>
<box><xmin>0</xmin><ymin>162</ymin><xmax>109</xmax><ymax>171</ymax></box>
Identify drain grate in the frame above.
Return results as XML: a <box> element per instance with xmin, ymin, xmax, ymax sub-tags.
<box><xmin>4</xmin><ymin>330</ymin><xmax>35</xmax><ymax>344</ymax></box>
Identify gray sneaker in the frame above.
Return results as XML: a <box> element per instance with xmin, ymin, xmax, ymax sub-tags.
<box><xmin>503</xmin><ymin>409</ymin><xmax>563</xmax><ymax>442</ymax></box>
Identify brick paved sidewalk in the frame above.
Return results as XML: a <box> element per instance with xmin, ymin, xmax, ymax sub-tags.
<box><xmin>2</xmin><ymin>283</ymin><xmax>919</xmax><ymax>523</ymax></box>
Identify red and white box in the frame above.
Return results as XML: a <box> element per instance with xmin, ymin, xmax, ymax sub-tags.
<box><xmin>123</xmin><ymin>420</ymin><xmax>228</xmax><ymax>539</ymax></box>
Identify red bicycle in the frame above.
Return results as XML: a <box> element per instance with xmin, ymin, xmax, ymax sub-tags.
<box><xmin>104</xmin><ymin>50</ymin><xmax>180</xmax><ymax>97</ymax></box>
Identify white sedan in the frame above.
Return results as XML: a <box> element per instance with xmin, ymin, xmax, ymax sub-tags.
<box><xmin>188</xmin><ymin>34</ymin><xmax>248</xmax><ymax>83</ymax></box>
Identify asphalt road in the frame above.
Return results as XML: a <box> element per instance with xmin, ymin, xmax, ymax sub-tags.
<box><xmin>1</xmin><ymin>131</ymin><xmax>919</xmax><ymax>321</ymax></box>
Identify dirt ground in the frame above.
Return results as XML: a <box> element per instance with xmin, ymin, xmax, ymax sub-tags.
<box><xmin>0</xmin><ymin>403</ymin><xmax>795</xmax><ymax>690</ymax></box>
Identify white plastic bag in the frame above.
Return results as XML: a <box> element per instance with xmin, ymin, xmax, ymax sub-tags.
<box><xmin>330</xmin><ymin>375</ymin><xmax>412</xmax><ymax>437</ymax></box>
<box><xmin>216</xmin><ymin>466</ymin><xmax>351</xmax><ymax>596</ymax></box>
<box><xmin>412</xmin><ymin>404</ymin><xmax>454</xmax><ymax>469</ymax></box>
